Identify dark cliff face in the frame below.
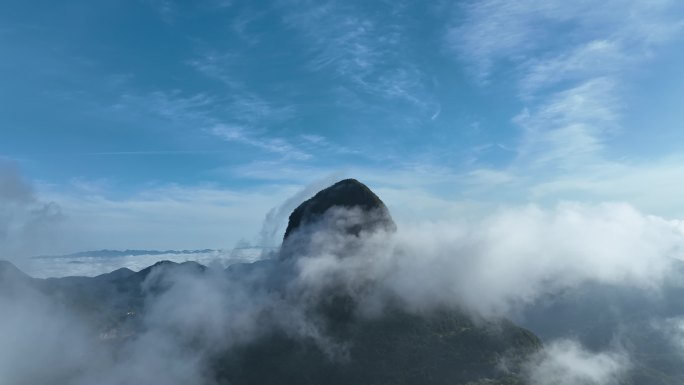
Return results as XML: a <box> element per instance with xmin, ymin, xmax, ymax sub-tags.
<box><xmin>283</xmin><ymin>179</ymin><xmax>396</xmax><ymax>241</ymax></box>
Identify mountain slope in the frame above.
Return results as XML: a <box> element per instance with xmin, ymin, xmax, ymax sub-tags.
<box><xmin>0</xmin><ymin>178</ymin><xmax>543</xmax><ymax>385</ymax></box>
<box><xmin>215</xmin><ymin>307</ymin><xmax>539</xmax><ymax>385</ymax></box>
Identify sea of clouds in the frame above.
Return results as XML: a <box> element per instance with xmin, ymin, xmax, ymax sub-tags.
<box><xmin>4</xmin><ymin>164</ymin><xmax>684</xmax><ymax>384</ymax></box>
<box><xmin>19</xmin><ymin>249</ymin><xmax>263</xmax><ymax>278</ymax></box>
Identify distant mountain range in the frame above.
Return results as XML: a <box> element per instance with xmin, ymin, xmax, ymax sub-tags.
<box><xmin>33</xmin><ymin>249</ymin><xmax>217</xmax><ymax>259</ymax></box>
<box><xmin>33</xmin><ymin>248</ymin><xmax>270</xmax><ymax>259</ymax></box>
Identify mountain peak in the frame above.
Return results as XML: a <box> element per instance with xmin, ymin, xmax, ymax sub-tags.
<box><xmin>283</xmin><ymin>178</ymin><xmax>395</xmax><ymax>241</ymax></box>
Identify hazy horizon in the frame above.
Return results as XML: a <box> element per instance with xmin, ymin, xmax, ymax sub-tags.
<box><xmin>3</xmin><ymin>0</ymin><xmax>684</xmax><ymax>256</ymax></box>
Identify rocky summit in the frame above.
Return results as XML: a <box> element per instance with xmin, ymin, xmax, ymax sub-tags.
<box><xmin>283</xmin><ymin>178</ymin><xmax>396</xmax><ymax>241</ymax></box>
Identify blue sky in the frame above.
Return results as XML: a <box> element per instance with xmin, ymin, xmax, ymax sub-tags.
<box><xmin>1</xmin><ymin>0</ymin><xmax>684</xmax><ymax>253</ymax></box>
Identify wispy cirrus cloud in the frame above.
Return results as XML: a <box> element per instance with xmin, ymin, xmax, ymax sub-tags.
<box><xmin>209</xmin><ymin>126</ymin><xmax>357</xmax><ymax>163</ymax></box>
<box><xmin>284</xmin><ymin>1</ymin><xmax>385</xmax><ymax>78</ymax></box>
<box><xmin>283</xmin><ymin>0</ymin><xmax>436</xmax><ymax>113</ymax></box>
<box><xmin>514</xmin><ymin>77</ymin><xmax>621</xmax><ymax>169</ymax></box>
<box><xmin>187</xmin><ymin>51</ymin><xmax>243</xmax><ymax>88</ymax></box>
<box><xmin>183</xmin><ymin>47</ymin><xmax>315</xmax><ymax>160</ymax></box>
<box><xmin>449</xmin><ymin>0</ymin><xmax>683</xmax><ymax>81</ymax></box>
<box><xmin>108</xmin><ymin>81</ymin><xmax>306</xmax><ymax>161</ymax></box>
<box><xmin>449</xmin><ymin>0</ymin><xmax>684</xmax><ymax>172</ymax></box>
<box><xmin>114</xmin><ymin>90</ymin><xmax>217</xmax><ymax>124</ymax></box>
<box><xmin>225</xmin><ymin>93</ymin><xmax>296</xmax><ymax>125</ymax></box>
<box><xmin>115</xmin><ymin>86</ymin><xmax>295</xmax><ymax>129</ymax></box>
<box><xmin>211</xmin><ymin>124</ymin><xmax>311</xmax><ymax>160</ymax></box>
<box><xmin>519</xmin><ymin>40</ymin><xmax>627</xmax><ymax>97</ymax></box>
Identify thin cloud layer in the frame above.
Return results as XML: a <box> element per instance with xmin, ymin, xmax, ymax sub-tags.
<box><xmin>524</xmin><ymin>339</ymin><xmax>629</xmax><ymax>385</ymax></box>
<box><xmin>0</xmin><ymin>160</ymin><xmax>64</xmax><ymax>259</ymax></box>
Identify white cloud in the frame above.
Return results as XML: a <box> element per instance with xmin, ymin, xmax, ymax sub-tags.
<box><xmin>390</xmin><ymin>203</ymin><xmax>683</xmax><ymax>316</ymax></box>
<box><xmin>22</xmin><ymin>249</ymin><xmax>264</xmax><ymax>278</ymax></box>
<box><xmin>5</xmin><ymin>185</ymin><xmax>684</xmax><ymax>384</ymax></box>
<box><xmin>514</xmin><ymin>78</ymin><xmax>620</xmax><ymax>168</ymax></box>
<box><xmin>259</xmin><ymin>173</ymin><xmax>347</xmax><ymax>247</ymax></box>
<box><xmin>528</xmin><ymin>157</ymin><xmax>684</xmax><ymax>218</ymax></box>
<box><xmin>525</xmin><ymin>339</ymin><xmax>629</xmax><ymax>385</ymax></box>
<box><xmin>0</xmin><ymin>260</ymin><xmax>281</xmax><ymax>385</ymax></box>
<box><xmin>450</xmin><ymin>0</ymin><xmax>684</xmax><ymax>172</ymax></box>
<box><xmin>0</xmin><ymin>161</ymin><xmax>65</xmax><ymax>259</ymax></box>
<box><xmin>450</xmin><ymin>0</ymin><xmax>683</xmax><ymax>81</ymax></box>
<box><xmin>519</xmin><ymin>40</ymin><xmax>627</xmax><ymax>96</ymax></box>
<box><xmin>0</xmin><ymin>282</ymin><xmax>108</xmax><ymax>385</ymax></box>
<box><xmin>17</xmin><ymin>153</ymin><xmax>684</xmax><ymax>264</ymax></box>
<box><xmin>285</xmin><ymin>202</ymin><xmax>684</xmax><ymax>318</ymax></box>
<box><xmin>37</xmin><ymin>181</ymin><xmax>304</xmax><ymax>253</ymax></box>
